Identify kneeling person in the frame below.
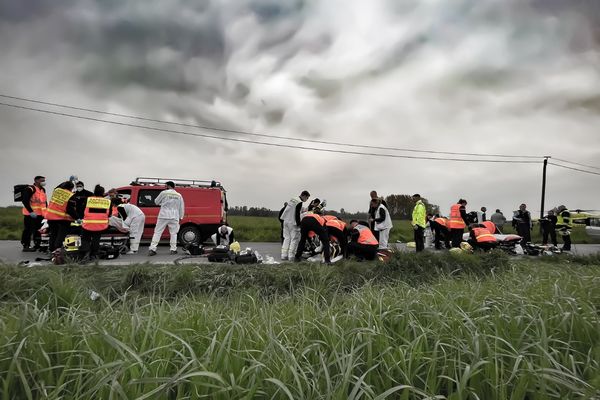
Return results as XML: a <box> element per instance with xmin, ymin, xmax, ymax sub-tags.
<box><xmin>347</xmin><ymin>220</ymin><xmax>379</xmax><ymax>261</ymax></box>
<box><xmin>294</xmin><ymin>212</ymin><xmax>331</xmax><ymax>263</ymax></box>
<box><xmin>212</xmin><ymin>225</ymin><xmax>235</xmax><ymax>246</ymax></box>
<box><xmin>468</xmin><ymin>224</ymin><xmax>498</xmax><ymax>251</ymax></box>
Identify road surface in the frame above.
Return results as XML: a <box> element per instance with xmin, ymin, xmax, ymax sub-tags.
<box><xmin>0</xmin><ymin>241</ymin><xmax>598</xmax><ymax>266</ymax></box>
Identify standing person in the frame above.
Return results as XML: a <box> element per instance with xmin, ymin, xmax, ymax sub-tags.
<box><xmin>411</xmin><ymin>194</ymin><xmax>427</xmax><ymax>252</ymax></box>
<box><xmin>490</xmin><ymin>209</ymin><xmax>507</xmax><ymax>232</ymax></box>
<box><xmin>148</xmin><ymin>181</ymin><xmax>185</xmax><ymax>256</ymax></box>
<box><xmin>80</xmin><ymin>185</ymin><xmax>111</xmax><ymax>261</ymax></box>
<box><xmin>117</xmin><ymin>202</ymin><xmax>146</xmax><ymax>254</ymax></box>
<box><xmin>555</xmin><ymin>205</ymin><xmax>572</xmax><ymax>252</ymax></box>
<box><xmin>513</xmin><ymin>203</ymin><xmax>532</xmax><ymax>246</ymax></box>
<box><xmin>478</xmin><ymin>207</ymin><xmax>488</xmax><ymax>223</ymax></box>
<box><xmin>294</xmin><ymin>211</ymin><xmax>331</xmax><ymax>264</ymax></box>
<box><xmin>278</xmin><ymin>202</ymin><xmax>287</xmax><ymax>244</ymax></box>
<box><xmin>368</xmin><ymin>191</ymin><xmax>387</xmax><ymax>240</ymax></box>
<box><xmin>448</xmin><ymin>199</ymin><xmax>469</xmax><ymax>248</ymax></box>
<box><xmin>424</xmin><ymin>214</ymin><xmax>435</xmax><ymax>249</ymax></box>
<box><xmin>540</xmin><ymin>209</ymin><xmax>558</xmax><ymax>247</ymax></box>
<box><xmin>46</xmin><ymin>181</ymin><xmax>78</xmax><ymax>252</ymax></box>
<box><xmin>280</xmin><ymin>191</ymin><xmax>310</xmax><ymax>261</ymax></box>
<box><xmin>72</xmin><ymin>181</ymin><xmax>93</xmax><ymax>217</ymax></box>
<box><xmin>211</xmin><ymin>225</ymin><xmax>235</xmax><ymax>246</ymax></box>
<box><xmin>347</xmin><ymin>220</ymin><xmax>379</xmax><ymax>260</ymax></box>
<box><xmin>21</xmin><ymin>176</ymin><xmax>47</xmax><ymax>252</ymax></box>
<box><xmin>371</xmin><ymin>198</ymin><xmax>393</xmax><ymax>250</ymax></box>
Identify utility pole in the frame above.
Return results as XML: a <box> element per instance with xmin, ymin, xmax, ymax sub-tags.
<box><xmin>540</xmin><ymin>156</ymin><xmax>550</xmax><ymax>220</ymax></box>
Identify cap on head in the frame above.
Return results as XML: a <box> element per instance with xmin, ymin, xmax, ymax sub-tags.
<box><xmin>166</xmin><ymin>181</ymin><xmax>175</xmax><ymax>189</ymax></box>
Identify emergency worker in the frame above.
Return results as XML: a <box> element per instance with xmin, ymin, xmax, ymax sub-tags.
<box><xmin>448</xmin><ymin>199</ymin><xmax>469</xmax><ymax>248</ymax></box>
<box><xmin>556</xmin><ymin>205</ymin><xmax>572</xmax><ymax>252</ymax></box>
<box><xmin>347</xmin><ymin>220</ymin><xmax>379</xmax><ymax>260</ymax></box>
<box><xmin>212</xmin><ymin>225</ymin><xmax>235</xmax><ymax>246</ymax></box>
<box><xmin>21</xmin><ymin>175</ymin><xmax>47</xmax><ymax>251</ymax></box>
<box><xmin>80</xmin><ymin>185</ymin><xmax>111</xmax><ymax>260</ymax></box>
<box><xmin>148</xmin><ymin>181</ymin><xmax>185</xmax><ymax>256</ymax></box>
<box><xmin>294</xmin><ymin>211</ymin><xmax>331</xmax><ymax>264</ymax></box>
<box><xmin>411</xmin><ymin>194</ymin><xmax>426</xmax><ymax>252</ymax></box>
<box><xmin>117</xmin><ymin>202</ymin><xmax>146</xmax><ymax>254</ymax></box>
<box><xmin>280</xmin><ymin>191</ymin><xmax>310</xmax><ymax>261</ymax></box>
<box><xmin>46</xmin><ymin>181</ymin><xmax>78</xmax><ymax>252</ymax></box>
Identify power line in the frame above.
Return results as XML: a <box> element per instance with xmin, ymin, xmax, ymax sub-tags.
<box><xmin>0</xmin><ymin>101</ymin><xmax>542</xmax><ymax>164</ymax></box>
<box><xmin>549</xmin><ymin>162</ymin><xmax>600</xmax><ymax>177</ymax></box>
<box><xmin>0</xmin><ymin>93</ymin><xmax>542</xmax><ymax>159</ymax></box>
<box><xmin>551</xmin><ymin>157</ymin><xmax>600</xmax><ymax>172</ymax></box>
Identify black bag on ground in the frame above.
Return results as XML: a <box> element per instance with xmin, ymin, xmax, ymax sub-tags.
<box><xmin>98</xmin><ymin>245</ymin><xmax>120</xmax><ymax>260</ymax></box>
<box><xmin>185</xmin><ymin>244</ymin><xmax>204</xmax><ymax>255</ymax></box>
<box><xmin>13</xmin><ymin>184</ymin><xmax>30</xmax><ymax>203</ymax></box>
<box><xmin>234</xmin><ymin>253</ymin><xmax>258</xmax><ymax>264</ymax></box>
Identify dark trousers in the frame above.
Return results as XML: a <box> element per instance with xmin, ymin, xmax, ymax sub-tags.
<box><xmin>295</xmin><ymin>219</ymin><xmax>330</xmax><ymax>263</ymax></box>
<box><xmin>21</xmin><ymin>215</ymin><xmax>43</xmax><ymax>248</ymax></box>
<box><xmin>431</xmin><ymin>221</ymin><xmax>451</xmax><ymax>249</ymax></box>
<box><xmin>561</xmin><ymin>232</ymin><xmax>572</xmax><ymax>251</ymax></box>
<box><xmin>347</xmin><ymin>242</ymin><xmax>378</xmax><ymax>260</ymax></box>
<box><xmin>414</xmin><ymin>226</ymin><xmax>425</xmax><ymax>252</ymax></box>
<box><xmin>542</xmin><ymin>225</ymin><xmax>557</xmax><ymax>246</ymax></box>
<box><xmin>48</xmin><ymin>220</ymin><xmax>71</xmax><ymax>252</ymax></box>
<box><xmin>81</xmin><ymin>230</ymin><xmax>102</xmax><ymax>258</ymax></box>
<box><xmin>280</xmin><ymin>221</ymin><xmax>284</xmax><ymax>244</ymax></box>
<box><xmin>450</xmin><ymin>229</ymin><xmax>464</xmax><ymax>248</ymax></box>
<box><xmin>327</xmin><ymin>227</ymin><xmax>347</xmax><ymax>258</ymax></box>
<box><xmin>517</xmin><ymin>224</ymin><xmax>531</xmax><ymax>246</ymax></box>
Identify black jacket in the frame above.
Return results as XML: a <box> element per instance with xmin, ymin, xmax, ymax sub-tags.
<box><xmin>72</xmin><ymin>189</ymin><xmax>93</xmax><ymax>217</ymax></box>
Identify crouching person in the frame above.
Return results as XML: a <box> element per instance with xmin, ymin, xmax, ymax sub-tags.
<box><xmin>468</xmin><ymin>224</ymin><xmax>498</xmax><ymax>251</ymax></box>
<box><xmin>212</xmin><ymin>225</ymin><xmax>235</xmax><ymax>246</ymax></box>
<box><xmin>116</xmin><ymin>202</ymin><xmax>146</xmax><ymax>254</ymax></box>
<box><xmin>347</xmin><ymin>220</ymin><xmax>379</xmax><ymax>261</ymax></box>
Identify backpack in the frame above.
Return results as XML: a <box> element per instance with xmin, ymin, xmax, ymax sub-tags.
<box><xmin>13</xmin><ymin>184</ymin><xmax>31</xmax><ymax>203</ymax></box>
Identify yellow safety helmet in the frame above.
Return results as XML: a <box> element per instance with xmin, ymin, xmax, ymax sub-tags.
<box><xmin>460</xmin><ymin>242</ymin><xmax>474</xmax><ymax>253</ymax></box>
<box><xmin>63</xmin><ymin>236</ymin><xmax>80</xmax><ymax>252</ymax></box>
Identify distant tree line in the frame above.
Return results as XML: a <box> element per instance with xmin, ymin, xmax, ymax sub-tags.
<box><xmin>228</xmin><ymin>194</ymin><xmax>440</xmax><ymax>220</ymax></box>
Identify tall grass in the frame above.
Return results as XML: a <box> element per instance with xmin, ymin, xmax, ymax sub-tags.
<box><xmin>1</xmin><ymin>255</ymin><xmax>599</xmax><ymax>399</ymax></box>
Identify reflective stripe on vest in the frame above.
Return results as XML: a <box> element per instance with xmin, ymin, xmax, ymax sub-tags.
<box><xmin>355</xmin><ymin>225</ymin><xmax>378</xmax><ymax>246</ymax></box>
<box><xmin>304</xmin><ymin>212</ymin><xmax>325</xmax><ymax>226</ymax></box>
<box><xmin>448</xmin><ymin>204</ymin><xmax>466</xmax><ymax>229</ymax></box>
<box><xmin>473</xmin><ymin>227</ymin><xmax>496</xmax><ymax>243</ymax></box>
<box><xmin>557</xmin><ymin>211</ymin><xmax>572</xmax><ymax>228</ymax></box>
<box><xmin>22</xmin><ymin>186</ymin><xmax>47</xmax><ymax>217</ymax></box>
<box><xmin>46</xmin><ymin>188</ymin><xmax>74</xmax><ymax>221</ymax></box>
<box><xmin>82</xmin><ymin>197</ymin><xmax>111</xmax><ymax>231</ymax></box>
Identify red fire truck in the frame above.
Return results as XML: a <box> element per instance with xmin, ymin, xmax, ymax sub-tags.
<box><xmin>116</xmin><ymin>177</ymin><xmax>227</xmax><ymax>245</ymax></box>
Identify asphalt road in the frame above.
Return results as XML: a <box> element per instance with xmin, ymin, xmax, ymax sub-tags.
<box><xmin>1</xmin><ymin>241</ymin><xmax>599</xmax><ymax>266</ymax></box>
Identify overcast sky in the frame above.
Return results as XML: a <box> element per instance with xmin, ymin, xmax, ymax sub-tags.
<box><xmin>1</xmin><ymin>0</ymin><xmax>599</xmax><ymax>216</ymax></box>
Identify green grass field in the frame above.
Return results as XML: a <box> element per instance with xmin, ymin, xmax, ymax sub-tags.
<box><xmin>2</xmin><ymin>206</ymin><xmax>598</xmax><ymax>244</ymax></box>
<box><xmin>0</xmin><ymin>252</ymin><xmax>599</xmax><ymax>399</ymax></box>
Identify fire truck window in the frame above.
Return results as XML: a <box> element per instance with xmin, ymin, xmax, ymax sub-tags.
<box><xmin>117</xmin><ymin>189</ymin><xmax>132</xmax><ymax>202</ymax></box>
<box><xmin>138</xmin><ymin>189</ymin><xmax>161</xmax><ymax>207</ymax></box>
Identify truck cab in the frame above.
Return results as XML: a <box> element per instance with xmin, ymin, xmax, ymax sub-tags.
<box><xmin>116</xmin><ymin>177</ymin><xmax>227</xmax><ymax>246</ymax></box>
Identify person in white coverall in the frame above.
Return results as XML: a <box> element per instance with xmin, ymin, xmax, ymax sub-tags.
<box><xmin>148</xmin><ymin>181</ymin><xmax>185</xmax><ymax>256</ymax></box>
<box><xmin>116</xmin><ymin>203</ymin><xmax>146</xmax><ymax>254</ymax></box>
<box><xmin>370</xmin><ymin>198</ymin><xmax>393</xmax><ymax>250</ymax></box>
<box><xmin>280</xmin><ymin>190</ymin><xmax>310</xmax><ymax>261</ymax></box>
<box><xmin>211</xmin><ymin>225</ymin><xmax>235</xmax><ymax>246</ymax></box>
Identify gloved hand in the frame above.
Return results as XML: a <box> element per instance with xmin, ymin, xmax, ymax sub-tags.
<box><xmin>75</xmin><ymin>219</ymin><xmax>83</xmax><ymax>225</ymax></box>
<box><xmin>29</xmin><ymin>212</ymin><xmax>38</xmax><ymax>218</ymax></box>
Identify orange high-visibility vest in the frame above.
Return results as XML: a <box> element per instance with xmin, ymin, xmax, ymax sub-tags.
<box><xmin>323</xmin><ymin>215</ymin><xmax>338</xmax><ymax>221</ymax></box>
<box><xmin>434</xmin><ymin>217</ymin><xmax>448</xmax><ymax>227</ymax></box>
<box><xmin>355</xmin><ymin>224</ymin><xmax>378</xmax><ymax>246</ymax></box>
<box><xmin>326</xmin><ymin>219</ymin><xmax>346</xmax><ymax>232</ymax></box>
<box><xmin>482</xmin><ymin>221</ymin><xmax>496</xmax><ymax>234</ymax></box>
<box><xmin>22</xmin><ymin>186</ymin><xmax>47</xmax><ymax>217</ymax></box>
<box><xmin>46</xmin><ymin>188</ymin><xmax>74</xmax><ymax>221</ymax></box>
<box><xmin>473</xmin><ymin>227</ymin><xmax>497</xmax><ymax>243</ymax></box>
<box><xmin>448</xmin><ymin>204</ymin><xmax>466</xmax><ymax>230</ymax></box>
<box><xmin>304</xmin><ymin>212</ymin><xmax>325</xmax><ymax>226</ymax></box>
<box><xmin>82</xmin><ymin>197</ymin><xmax>111</xmax><ymax>232</ymax></box>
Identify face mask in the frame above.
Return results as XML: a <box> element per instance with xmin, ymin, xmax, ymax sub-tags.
<box><xmin>40</xmin><ymin>182</ymin><xmax>46</xmax><ymax>187</ymax></box>
<box><xmin>76</xmin><ymin>187</ymin><xmax>83</xmax><ymax>192</ymax></box>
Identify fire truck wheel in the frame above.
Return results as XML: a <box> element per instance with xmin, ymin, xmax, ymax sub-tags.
<box><xmin>179</xmin><ymin>225</ymin><xmax>201</xmax><ymax>246</ymax></box>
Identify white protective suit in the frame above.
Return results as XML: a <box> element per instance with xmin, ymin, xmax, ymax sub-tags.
<box><xmin>149</xmin><ymin>189</ymin><xmax>185</xmax><ymax>252</ymax></box>
<box><xmin>280</xmin><ymin>197</ymin><xmax>305</xmax><ymax>260</ymax></box>
<box><xmin>211</xmin><ymin>226</ymin><xmax>234</xmax><ymax>246</ymax></box>
<box><xmin>374</xmin><ymin>203</ymin><xmax>393</xmax><ymax>250</ymax></box>
<box><xmin>119</xmin><ymin>203</ymin><xmax>146</xmax><ymax>252</ymax></box>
